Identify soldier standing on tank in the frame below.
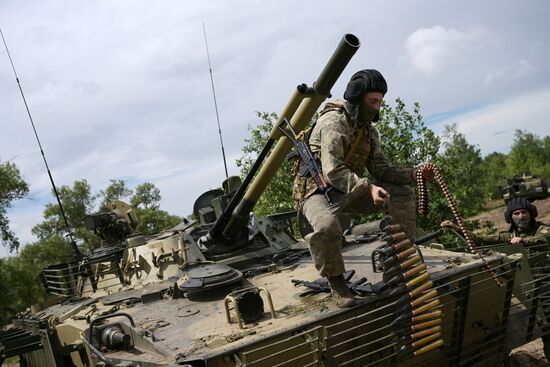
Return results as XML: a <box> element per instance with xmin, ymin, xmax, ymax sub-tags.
<box><xmin>441</xmin><ymin>197</ymin><xmax>550</xmax><ymax>250</ymax></box>
<box><xmin>292</xmin><ymin>69</ymin><xmax>433</xmax><ymax>307</ymax></box>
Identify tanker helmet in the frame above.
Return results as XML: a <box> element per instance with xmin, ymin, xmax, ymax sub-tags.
<box><xmin>504</xmin><ymin>197</ymin><xmax>538</xmax><ymax>224</ymax></box>
<box><xmin>344</xmin><ymin>69</ymin><xmax>387</xmax><ymax>106</ymax></box>
<box><xmin>344</xmin><ymin>69</ymin><xmax>387</xmax><ymax>122</ymax></box>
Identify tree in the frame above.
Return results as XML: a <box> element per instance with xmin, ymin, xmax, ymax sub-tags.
<box><xmin>0</xmin><ymin>160</ymin><xmax>30</xmax><ymax>251</ymax></box>
<box><xmin>130</xmin><ymin>183</ymin><xmax>181</xmax><ymax>235</ymax></box>
<box><xmin>31</xmin><ymin>179</ymin><xmax>100</xmax><ymax>254</ymax></box>
<box><xmin>481</xmin><ymin>152</ymin><xmax>509</xmax><ymax>199</ymax></box>
<box><xmin>131</xmin><ymin>182</ymin><xmax>161</xmax><ymax>209</ymax></box>
<box><xmin>31</xmin><ymin>179</ymin><xmax>183</xmax><ymax>253</ymax></box>
<box><xmin>99</xmin><ymin>179</ymin><xmax>132</xmax><ymax>209</ymax></box>
<box><xmin>376</xmin><ymin>98</ymin><xmax>440</xmax><ymax>168</ymax></box>
<box><xmin>0</xmin><ymin>236</ymin><xmax>73</xmax><ymax>326</ymax></box>
<box><xmin>507</xmin><ymin>130</ymin><xmax>550</xmax><ymax>177</ymax></box>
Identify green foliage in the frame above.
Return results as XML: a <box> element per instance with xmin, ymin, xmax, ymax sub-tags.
<box><xmin>31</xmin><ymin>179</ymin><xmax>100</xmax><ymax>254</ymax></box>
<box><xmin>478</xmin><ymin>130</ymin><xmax>550</xmax><ymax>202</ymax></box>
<box><xmin>481</xmin><ymin>152</ymin><xmax>508</xmax><ymax>199</ymax></box>
<box><xmin>507</xmin><ymin>130</ymin><xmax>550</xmax><ymax>177</ymax></box>
<box><xmin>0</xmin><ymin>257</ymin><xmax>38</xmax><ymax>326</ymax></box>
<box><xmin>131</xmin><ymin>182</ymin><xmax>161</xmax><ymax>209</ymax></box>
<box><xmin>96</xmin><ymin>180</ymin><xmax>180</xmax><ymax>236</ymax></box>
<box><xmin>236</xmin><ymin>111</ymin><xmax>299</xmax><ymax>217</ymax></box>
<box><xmin>131</xmin><ymin>183</ymin><xmax>180</xmax><ymax>235</ymax></box>
<box><xmin>0</xmin><ymin>238</ymin><xmax>72</xmax><ymax>326</ymax></box>
<box><xmin>100</xmin><ymin>179</ymin><xmax>132</xmax><ymax>209</ymax></box>
<box><xmin>0</xmin><ymin>160</ymin><xmax>30</xmax><ymax>251</ymax></box>
<box><xmin>377</xmin><ymin>98</ymin><xmax>440</xmax><ymax>167</ymax></box>
<box><xmin>29</xmin><ymin>179</ymin><xmax>182</xmax><ymax>254</ymax></box>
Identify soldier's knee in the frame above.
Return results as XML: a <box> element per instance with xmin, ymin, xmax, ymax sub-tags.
<box><xmin>310</xmin><ymin>216</ymin><xmax>342</xmax><ymax>245</ymax></box>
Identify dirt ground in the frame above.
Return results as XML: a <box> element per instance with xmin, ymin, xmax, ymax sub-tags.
<box><xmin>469</xmin><ymin>196</ymin><xmax>550</xmax><ymax>366</ymax></box>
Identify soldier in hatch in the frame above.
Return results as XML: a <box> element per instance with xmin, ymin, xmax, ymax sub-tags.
<box><xmin>292</xmin><ymin>69</ymin><xmax>432</xmax><ymax>307</ymax></box>
<box><xmin>441</xmin><ymin>197</ymin><xmax>550</xmax><ymax>251</ymax></box>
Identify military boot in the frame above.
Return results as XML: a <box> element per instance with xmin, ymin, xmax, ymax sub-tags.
<box><xmin>328</xmin><ymin>274</ymin><xmax>357</xmax><ymax>308</ymax></box>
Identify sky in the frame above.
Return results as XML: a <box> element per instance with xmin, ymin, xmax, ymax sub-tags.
<box><xmin>1</xmin><ymin>0</ymin><xmax>550</xmax><ymax>258</ymax></box>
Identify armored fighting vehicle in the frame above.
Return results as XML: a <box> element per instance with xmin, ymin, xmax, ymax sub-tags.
<box><xmin>2</xmin><ymin>34</ymin><xmax>550</xmax><ymax>367</ymax></box>
<box><xmin>499</xmin><ymin>174</ymin><xmax>549</xmax><ymax>203</ymax></box>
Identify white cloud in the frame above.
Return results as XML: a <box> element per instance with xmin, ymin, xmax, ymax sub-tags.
<box><xmin>484</xmin><ymin>60</ymin><xmax>536</xmax><ymax>86</ymax></box>
<box><xmin>402</xmin><ymin>25</ymin><xmax>492</xmax><ymax>75</ymax></box>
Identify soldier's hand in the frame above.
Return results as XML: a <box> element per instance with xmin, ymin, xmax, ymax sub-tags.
<box><xmin>417</xmin><ymin>168</ymin><xmax>435</xmax><ymax>182</ymax></box>
<box><xmin>510</xmin><ymin>237</ymin><xmax>526</xmax><ymax>244</ymax></box>
<box><xmin>371</xmin><ymin>184</ymin><xmax>389</xmax><ymax>206</ymax></box>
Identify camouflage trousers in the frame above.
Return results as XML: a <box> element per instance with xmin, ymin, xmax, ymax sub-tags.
<box><xmin>301</xmin><ymin>182</ymin><xmax>416</xmax><ymax>277</ymax></box>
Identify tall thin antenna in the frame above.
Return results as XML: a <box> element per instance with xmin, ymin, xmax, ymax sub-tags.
<box><xmin>202</xmin><ymin>22</ymin><xmax>229</xmax><ymax>179</ymax></box>
<box><xmin>1</xmin><ymin>28</ymin><xmax>81</xmax><ymax>260</ymax></box>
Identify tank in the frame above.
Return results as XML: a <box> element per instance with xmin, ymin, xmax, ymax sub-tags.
<box><xmin>1</xmin><ymin>34</ymin><xmax>549</xmax><ymax>367</ymax></box>
<box><xmin>499</xmin><ymin>173</ymin><xmax>549</xmax><ymax>203</ymax></box>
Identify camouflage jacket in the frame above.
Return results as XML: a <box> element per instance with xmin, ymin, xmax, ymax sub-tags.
<box><xmin>470</xmin><ymin>221</ymin><xmax>550</xmax><ymax>250</ymax></box>
<box><xmin>308</xmin><ymin>99</ymin><xmax>415</xmax><ymax>194</ymax></box>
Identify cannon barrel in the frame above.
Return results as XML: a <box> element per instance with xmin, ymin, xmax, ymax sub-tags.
<box><xmin>214</xmin><ymin>34</ymin><xmax>360</xmax><ymax>241</ymax></box>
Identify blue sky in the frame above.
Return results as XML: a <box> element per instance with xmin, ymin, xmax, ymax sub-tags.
<box><xmin>1</xmin><ymin>0</ymin><xmax>550</xmax><ymax>257</ymax></box>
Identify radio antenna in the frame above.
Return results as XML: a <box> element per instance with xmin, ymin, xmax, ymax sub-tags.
<box><xmin>1</xmin><ymin>28</ymin><xmax>81</xmax><ymax>260</ymax></box>
<box><xmin>202</xmin><ymin>22</ymin><xmax>229</xmax><ymax>179</ymax></box>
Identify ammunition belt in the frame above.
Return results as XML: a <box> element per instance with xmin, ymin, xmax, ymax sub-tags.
<box><xmin>379</xmin><ymin>221</ymin><xmax>444</xmax><ymax>358</ymax></box>
<box><xmin>416</xmin><ymin>163</ymin><xmax>504</xmax><ymax>287</ymax></box>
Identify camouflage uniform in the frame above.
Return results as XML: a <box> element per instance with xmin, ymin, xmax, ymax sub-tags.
<box><xmin>470</xmin><ymin>222</ymin><xmax>550</xmax><ymax>252</ymax></box>
<box><xmin>294</xmin><ymin>99</ymin><xmax>416</xmax><ymax>277</ymax></box>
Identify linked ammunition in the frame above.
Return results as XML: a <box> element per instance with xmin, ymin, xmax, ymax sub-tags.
<box><xmin>411</xmin><ymin>332</ymin><xmax>442</xmax><ymax>349</ymax></box>
<box><xmin>386</xmin><ymin>266</ymin><xmax>427</xmax><ymax>286</ymax></box>
<box><xmin>413</xmin><ymin>339</ymin><xmax>444</xmax><ymax>356</ymax></box>
<box><xmin>411</xmin><ymin>318</ymin><xmax>441</xmax><ymax>332</ymax></box>
<box><xmin>411</xmin><ymin>289</ymin><xmax>438</xmax><ymax>307</ymax></box>
<box><xmin>412</xmin><ymin>310</ymin><xmax>442</xmax><ymax>323</ymax></box>
<box><xmin>412</xmin><ymin>325</ymin><xmax>441</xmax><ymax>340</ymax></box>
<box><xmin>409</xmin><ymin>280</ymin><xmax>433</xmax><ymax>298</ymax></box>
<box><xmin>385</xmin><ymin>255</ymin><xmax>421</xmax><ymax>278</ymax></box>
<box><xmin>382</xmin><ymin>238</ymin><xmax>412</xmax><ymax>256</ymax></box>
<box><xmin>412</xmin><ymin>299</ymin><xmax>440</xmax><ymax>316</ymax></box>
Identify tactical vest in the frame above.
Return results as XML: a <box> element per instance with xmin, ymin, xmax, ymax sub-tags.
<box><xmin>292</xmin><ymin>101</ymin><xmax>372</xmax><ymax>207</ymax></box>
